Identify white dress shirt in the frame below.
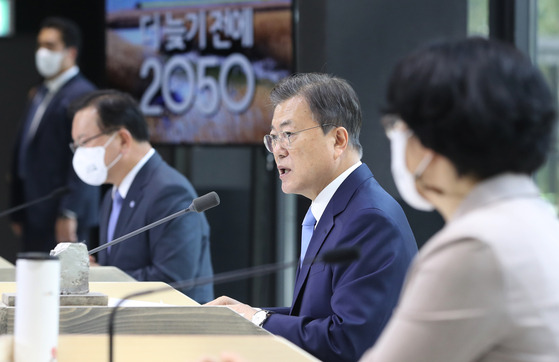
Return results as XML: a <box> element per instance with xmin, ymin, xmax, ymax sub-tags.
<box><xmin>112</xmin><ymin>148</ymin><xmax>155</xmax><ymax>200</ymax></box>
<box><xmin>310</xmin><ymin>161</ymin><xmax>362</xmax><ymax>225</ymax></box>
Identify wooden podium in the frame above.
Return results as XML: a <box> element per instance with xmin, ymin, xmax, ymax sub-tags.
<box><xmin>0</xmin><ymin>265</ymin><xmax>137</xmax><ymax>282</ymax></box>
<box><xmin>0</xmin><ymin>282</ymin><xmax>268</xmax><ymax>336</ymax></box>
<box><xmin>0</xmin><ymin>277</ymin><xmax>319</xmax><ymax>360</ymax></box>
<box><xmin>0</xmin><ymin>257</ymin><xmax>13</xmax><ymax>269</ymax></box>
<box><xmin>58</xmin><ymin>334</ymin><xmax>319</xmax><ymax>361</ymax></box>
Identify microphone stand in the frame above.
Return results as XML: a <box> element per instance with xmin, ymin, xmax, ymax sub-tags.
<box><xmin>88</xmin><ymin>208</ymin><xmax>190</xmax><ymax>255</ymax></box>
<box><xmin>89</xmin><ymin>191</ymin><xmax>220</xmax><ymax>255</ymax></box>
<box><xmin>108</xmin><ymin>259</ymin><xmax>297</xmax><ymax>362</ymax></box>
<box><xmin>0</xmin><ymin>186</ymin><xmax>70</xmax><ymax>219</ymax></box>
<box><xmin>107</xmin><ymin>246</ymin><xmax>360</xmax><ymax>362</ymax></box>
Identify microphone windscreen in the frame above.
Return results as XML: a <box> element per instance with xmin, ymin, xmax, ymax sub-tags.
<box><xmin>319</xmin><ymin>247</ymin><xmax>360</xmax><ymax>264</ymax></box>
<box><xmin>190</xmin><ymin>192</ymin><xmax>220</xmax><ymax>213</ymax></box>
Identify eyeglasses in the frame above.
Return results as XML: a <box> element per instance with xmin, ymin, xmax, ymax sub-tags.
<box><xmin>69</xmin><ymin>130</ymin><xmax>114</xmax><ymax>153</ymax></box>
<box><xmin>263</xmin><ymin>124</ymin><xmax>337</xmax><ymax>153</ymax></box>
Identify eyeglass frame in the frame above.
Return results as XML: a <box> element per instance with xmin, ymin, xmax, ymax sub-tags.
<box><xmin>263</xmin><ymin>123</ymin><xmax>338</xmax><ymax>153</ymax></box>
<box><xmin>69</xmin><ymin>129</ymin><xmax>119</xmax><ymax>153</ymax></box>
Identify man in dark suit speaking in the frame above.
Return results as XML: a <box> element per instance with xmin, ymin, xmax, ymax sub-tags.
<box><xmin>70</xmin><ymin>89</ymin><xmax>214</xmax><ymax>303</ymax></box>
<box><xmin>10</xmin><ymin>17</ymin><xmax>99</xmax><ymax>252</ymax></box>
<box><xmin>207</xmin><ymin>73</ymin><xmax>418</xmax><ymax>361</ymax></box>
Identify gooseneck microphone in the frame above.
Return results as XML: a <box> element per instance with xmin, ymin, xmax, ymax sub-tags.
<box><xmin>189</xmin><ymin>191</ymin><xmax>220</xmax><ymax>212</ymax></box>
<box><xmin>88</xmin><ymin>191</ymin><xmax>220</xmax><ymax>255</ymax></box>
<box><xmin>0</xmin><ymin>186</ymin><xmax>71</xmax><ymax>219</ymax></box>
<box><xmin>108</xmin><ymin>246</ymin><xmax>360</xmax><ymax>362</ymax></box>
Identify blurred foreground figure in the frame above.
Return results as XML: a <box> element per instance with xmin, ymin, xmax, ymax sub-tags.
<box><xmin>361</xmin><ymin>37</ymin><xmax>559</xmax><ymax>361</ymax></box>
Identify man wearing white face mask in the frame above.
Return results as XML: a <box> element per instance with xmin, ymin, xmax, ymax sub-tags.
<box><xmin>10</xmin><ymin>17</ymin><xmax>99</xmax><ymax>253</ymax></box>
<box><xmin>69</xmin><ymin>89</ymin><xmax>214</xmax><ymax>303</ymax></box>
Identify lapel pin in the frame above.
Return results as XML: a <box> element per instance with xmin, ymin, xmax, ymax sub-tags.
<box><xmin>129</xmin><ymin>201</ymin><xmax>135</xmax><ymax>208</ymax></box>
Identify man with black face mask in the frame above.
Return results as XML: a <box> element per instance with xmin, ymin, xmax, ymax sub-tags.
<box><xmin>10</xmin><ymin>16</ymin><xmax>99</xmax><ymax>252</ymax></box>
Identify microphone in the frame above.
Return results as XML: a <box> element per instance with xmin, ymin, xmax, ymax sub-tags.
<box><xmin>88</xmin><ymin>191</ymin><xmax>220</xmax><ymax>255</ymax></box>
<box><xmin>0</xmin><ymin>186</ymin><xmax>71</xmax><ymax>219</ymax></box>
<box><xmin>107</xmin><ymin>246</ymin><xmax>360</xmax><ymax>362</ymax></box>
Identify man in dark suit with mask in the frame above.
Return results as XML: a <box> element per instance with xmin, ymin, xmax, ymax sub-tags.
<box><xmin>70</xmin><ymin>89</ymin><xmax>214</xmax><ymax>303</ymax></box>
<box><xmin>10</xmin><ymin>16</ymin><xmax>99</xmax><ymax>252</ymax></box>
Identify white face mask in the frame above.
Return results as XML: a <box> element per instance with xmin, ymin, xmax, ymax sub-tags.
<box><xmin>35</xmin><ymin>47</ymin><xmax>65</xmax><ymax>78</ymax></box>
<box><xmin>388</xmin><ymin>128</ymin><xmax>435</xmax><ymax>211</ymax></box>
<box><xmin>72</xmin><ymin>133</ymin><xmax>122</xmax><ymax>186</ymax></box>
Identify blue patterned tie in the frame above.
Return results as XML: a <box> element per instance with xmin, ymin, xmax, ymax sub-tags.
<box><xmin>300</xmin><ymin>207</ymin><xmax>316</xmax><ymax>266</ymax></box>
<box><xmin>107</xmin><ymin>191</ymin><xmax>124</xmax><ymax>253</ymax></box>
<box><xmin>18</xmin><ymin>85</ymin><xmax>48</xmax><ymax>179</ymax></box>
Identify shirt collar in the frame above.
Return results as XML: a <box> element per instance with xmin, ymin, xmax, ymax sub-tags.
<box><xmin>112</xmin><ymin>148</ymin><xmax>155</xmax><ymax>200</ymax></box>
<box><xmin>452</xmin><ymin>173</ymin><xmax>541</xmax><ymax>220</ymax></box>
<box><xmin>44</xmin><ymin>66</ymin><xmax>79</xmax><ymax>93</ymax></box>
<box><xmin>310</xmin><ymin>161</ymin><xmax>362</xmax><ymax>225</ymax></box>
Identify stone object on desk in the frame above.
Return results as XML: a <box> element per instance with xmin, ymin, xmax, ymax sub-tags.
<box><xmin>50</xmin><ymin>242</ymin><xmax>89</xmax><ymax>294</ymax></box>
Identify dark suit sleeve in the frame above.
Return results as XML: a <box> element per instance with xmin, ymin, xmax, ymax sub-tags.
<box><xmin>266</xmin><ymin>307</ymin><xmax>290</xmax><ymax>315</ymax></box>
<box><xmin>125</xmin><ymin>183</ymin><xmax>205</xmax><ymax>286</ymax></box>
<box><xmin>263</xmin><ymin>208</ymin><xmax>416</xmax><ymax>362</ymax></box>
<box><xmin>53</xmin><ymin>74</ymin><xmax>100</xmax><ymax>233</ymax></box>
<box><xmin>9</xmin><ymin>145</ymin><xmax>25</xmax><ymax>223</ymax></box>
<box><xmin>9</xmin><ymin>93</ymin><xmax>34</xmax><ymax>223</ymax></box>
<box><xmin>57</xmin><ymin>92</ymin><xmax>100</xmax><ymax>237</ymax></box>
<box><xmin>58</xmin><ymin>161</ymin><xmax>100</xmax><ymax>224</ymax></box>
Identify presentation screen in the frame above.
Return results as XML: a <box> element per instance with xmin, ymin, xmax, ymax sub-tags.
<box><xmin>0</xmin><ymin>0</ymin><xmax>13</xmax><ymax>37</ymax></box>
<box><xmin>105</xmin><ymin>0</ymin><xmax>293</xmax><ymax>144</ymax></box>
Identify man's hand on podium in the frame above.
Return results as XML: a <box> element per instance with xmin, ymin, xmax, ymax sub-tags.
<box><xmin>11</xmin><ymin>222</ymin><xmax>22</xmax><ymax>237</ymax></box>
<box><xmin>205</xmin><ymin>296</ymin><xmax>259</xmax><ymax>321</ymax></box>
<box><xmin>55</xmin><ymin>216</ymin><xmax>78</xmax><ymax>243</ymax></box>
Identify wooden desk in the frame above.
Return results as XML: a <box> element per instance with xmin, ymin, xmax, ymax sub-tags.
<box><xmin>0</xmin><ymin>282</ymin><xmax>267</xmax><ymax>336</ymax></box>
<box><xmin>0</xmin><ymin>281</ymin><xmax>197</xmax><ymax>305</ymax></box>
<box><xmin>57</xmin><ymin>335</ymin><xmax>320</xmax><ymax>361</ymax></box>
<box><xmin>89</xmin><ymin>266</ymin><xmax>137</xmax><ymax>282</ymax></box>
<box><xmin>0</xmin><ymin>334</ymin><xmax>320</xmax><ymax>361</ymax></box>
<box><xmin>0</xmin><ymin>257</ymin><xmax>13</xmax><ymax>269</ymax></box>
<box><xmin>0</xmin><ymin>266</ymin><xmax>136</xmax><ymax>282</ymax></box>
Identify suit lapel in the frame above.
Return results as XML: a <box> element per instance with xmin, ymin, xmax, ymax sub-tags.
<box><xmin>98</xmin><ymin>192</ymin><xmax>112</xmax><ymax>264</ymax></box>
<box><xmin>112</xmin><ymin>186</ymin><xmax>144</xmax><ymax>248</ymax></box>
<box><xmin>31</xmin><ymin>75</ymin><xmax>78</xmax><ymax>143</ymax></box>
<box><xmin>110</xmin><ymin>153</ymin><xmax>161</xmax><ymax>257</ymax></box>
<box><xmin>289</xmin><ymin>164</ymin><xmax>372</xmax><ymax>314</ymax></box>
<box><xmin>290</xmin><ymin>214</ymin><xmax>334</xmax><ymax>310</ymax></box>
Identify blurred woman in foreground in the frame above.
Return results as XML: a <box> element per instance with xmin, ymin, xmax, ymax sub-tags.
<box><xmin>361</xmin><ymin>37</ymin><xmax>559</xmax><ymax>361</ymax></box>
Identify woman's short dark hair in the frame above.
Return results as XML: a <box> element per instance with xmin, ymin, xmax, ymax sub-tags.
<box><xmin>384</xmin><ymin>37</ymin><xmax>557</xmax><ymax>179</ymax></box>
<box><xmin>270</xmin><ymin>73</ymin><xmax>363</xmax><ymax>156</ymax></box>
<box><xmin>71</xmin><ymin>89</ymin><xmax>149</xmax><ymax>142</ymax></box>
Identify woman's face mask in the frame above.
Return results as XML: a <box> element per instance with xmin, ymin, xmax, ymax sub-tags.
<box><xmin>72</xmin><ymin>132</ymin><xmax>122</xmax><ymax>186</ymax></box>
<box><xmin>387</xmin><ymin>128</ymin><xmax>434</xmax><ymax>211</ymax></box>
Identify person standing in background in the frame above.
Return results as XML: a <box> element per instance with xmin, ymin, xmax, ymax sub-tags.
<box><xmin>10</xmin><ymin>16</ymin><xmax>99</xmax><ymax>252</ymax></box>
